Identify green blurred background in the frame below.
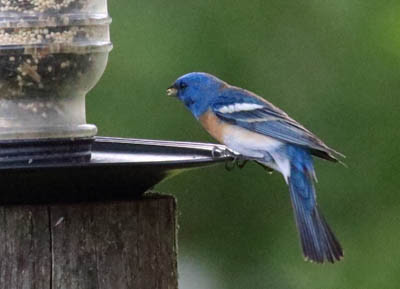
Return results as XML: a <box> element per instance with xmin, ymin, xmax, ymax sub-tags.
<box><xmin>88</xmin><ymin>1</ymin><xmax>400</xmax><ymax>288</ymax></box>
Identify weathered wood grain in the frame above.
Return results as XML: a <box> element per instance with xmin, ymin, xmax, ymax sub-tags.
<box><xmin>0</xmin><ymin>205</ymin><xmax>51</xmax><ymax>289</ymax></box>
<box><xmin>0</xmin><ymin>194</ymin><xmax>178</xmax><ymax>289</ymax></box>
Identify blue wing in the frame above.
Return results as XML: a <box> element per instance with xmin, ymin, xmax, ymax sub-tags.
<box><xmin>212</xmin><ymin>86</ymin><xmax>343</xmax><ymax>161</ymax></box>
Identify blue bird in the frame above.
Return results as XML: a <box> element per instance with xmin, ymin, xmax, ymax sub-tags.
<box><xmin>167</xmin><ymin>72</ymin><xmax>344</xmax><ymax>263</ymax></box>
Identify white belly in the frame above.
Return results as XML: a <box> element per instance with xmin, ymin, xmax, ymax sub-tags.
<box><xmin>222</xmin><ymin>124</ymin><xmax>291</xmax><ymax>182</ymax></box>
<box><xmin>222</xmin><ymin>124</ymin><xmax>282</xmax><ymax>158</ymax></box>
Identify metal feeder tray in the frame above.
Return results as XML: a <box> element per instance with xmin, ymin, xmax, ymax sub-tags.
<box><xmin>0</xmin><ymin>136</ymin><xmax>234</xmax><ymax>204</ymax></box>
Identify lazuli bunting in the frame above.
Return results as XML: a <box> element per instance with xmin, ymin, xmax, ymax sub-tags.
<box><xmin>167</xmin><ymin>72</ymin><xmax>344</xmax><ymax>263</ymax></box>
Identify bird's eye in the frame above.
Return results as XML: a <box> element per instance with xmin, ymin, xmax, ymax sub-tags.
<box><xmin>179</xmin><ymin>82</ymin><xmax>188</xmax><ymax>89</ymax></box>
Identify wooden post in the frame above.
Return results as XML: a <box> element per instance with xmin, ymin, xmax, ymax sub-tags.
<box><xmin>0</xmin><ymin>194</ymin><xmax>178</xmax><ymax>289</ymax></box>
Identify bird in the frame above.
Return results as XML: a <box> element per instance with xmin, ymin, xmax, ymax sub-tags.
<box><xmin>167</xmin><ymin>72</ymin><xmax>344</xmax><ymax>263</ymax></box>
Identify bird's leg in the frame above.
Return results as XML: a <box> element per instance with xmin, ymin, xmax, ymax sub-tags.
<box><xmin>236</xmin><ymin>157</ymin><xmax>248</xmax><ymax>169</ymax></box>
<box><xmin>211</xmin><ymin>146</ymin><xmax>227</xmax><ymax>158</ymax></box>
<box><xmin>210</xmin><ymin>145</ymin><xmax>236</xmax><ymax>171</ymax></box>
<box><xmin>227</xmin><ymin>153</ymin><xmax>248</xmax><ymax>171</ymax></box>
<box><xmin>210</xmin><ymin>145</ymin><xmax>248</xmax><ymax>171</ymax></box>
<box><xmin>211</xmin><ymin>146</ymin><xmax>237</xmax><ymax>159</ymax></box>
<box><xmin>225</xmin><ymin>159</ymin><xmax>236</xmax><ymax>171</ymax></box>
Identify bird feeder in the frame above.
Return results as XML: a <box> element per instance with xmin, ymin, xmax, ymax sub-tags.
<box><xmin>0</xmin><ymin>1</ymin><xmax>234</xmax><ymax>288</ymax></box>
<box><xmin>0</xmin><ymin>0</ymin><xmax>111</xmax><ymax>140</ymax></box>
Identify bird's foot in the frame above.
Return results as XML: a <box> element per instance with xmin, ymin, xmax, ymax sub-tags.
<box><xmin>225</xmin><ymin>159</ymin><xmax>236</xmax><ymax>171</ymax></box>
<box><xmin>233</xmin><ymin>155</ymin><xmax>250</xmax><ymax>169</ymax></box>
<box><xmin>211</xmin><ymin>146</ymin><xmax>236</xmax><ymax>159</ymax></box>
<box><xmin>225</xmin><ymin>154</ymin><xmax>249</xmax><ymax>171</ymax></box>
<box><xmin>210</xmin><ymin>146</ymin><xmax>250</xmax><ymax>171</ymax></box>
<box><xmin>211</xmin><ymin>146</ymin><xmax>237</xmax><ymax>171</ymax></box>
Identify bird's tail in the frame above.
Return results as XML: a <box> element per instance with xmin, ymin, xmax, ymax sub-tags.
<box><xmin>287</xmin><ymin>145</ymin><xmax>343</xmax><ymax>263</ymax></box>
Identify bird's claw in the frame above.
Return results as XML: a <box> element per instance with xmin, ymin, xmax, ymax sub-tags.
<box><xmin>211</xmin><ymin>146</ymin><xmax>250</xmax><ymax>171</ymax></box>
<box><xmin>236</xmin><ymin>157</ymin><xmax>248</xmax><ymax>169</ymax></box>
<box><xmin>211</xmin><ymin>146</ymin><xmax>236</xmax><ymax>159</ymax></box>
<box><xmin>225</xmin><ymin>159</ymin><xmax>236</xmax><ymax>171</ymax></box>
<box><xmin>225</xmin><ymin>153</ymin><xmax>249</xmax><ymax>171</ymax></box>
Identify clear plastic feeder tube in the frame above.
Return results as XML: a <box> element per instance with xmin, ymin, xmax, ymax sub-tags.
<box><xmin>0</xmin><ymin>0</ymin><xmax>112</xmax><ymax>140</ymax></box>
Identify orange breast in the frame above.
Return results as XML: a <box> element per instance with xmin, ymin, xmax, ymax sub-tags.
<box><xmin>198</xmin><ymin>110</ymin><xmax>227</xmax><ymax>143</ymax></box>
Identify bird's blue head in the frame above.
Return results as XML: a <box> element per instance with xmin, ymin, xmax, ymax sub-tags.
<box><xmin>167</xmin><ymin>72</ymin><xmax>226</xmax><ymax>118</ymax></box>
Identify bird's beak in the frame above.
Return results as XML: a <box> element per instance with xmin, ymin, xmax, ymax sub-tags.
<box><xmin>166</xmin><ymin>86</ymin><xmax>178</xmax><ymax>97</ymax></box>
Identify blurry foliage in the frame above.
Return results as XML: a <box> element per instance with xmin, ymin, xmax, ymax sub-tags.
<box><xmin>88</xmin><ymin>0</ymin><xmax>400</xmax><ymax>288</ymax></box>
